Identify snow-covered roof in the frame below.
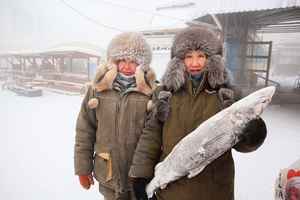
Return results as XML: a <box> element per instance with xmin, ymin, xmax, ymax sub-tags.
<box><xmin>45</xmin><ymin>42</ymin><xmax>105</xmax><ymax>57</ymax></box>
<box><xmin>0</xmin><ymin>42</ymin><xmax>104</xmax><ymax>58</ymax></box>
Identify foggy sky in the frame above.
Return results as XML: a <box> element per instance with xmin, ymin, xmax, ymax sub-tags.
<box><xmin>0</xmin><ymin>0</ymin><xmax>297</xmax><ymax>52</ymax></box>
<box><xmin>0</xmin><ymin>0</ymin><xmax>175</xmax><ymax>52</ymax></box>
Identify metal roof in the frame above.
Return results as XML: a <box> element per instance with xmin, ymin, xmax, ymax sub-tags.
<box><xmin>138</xmin><ymin>1</ymin><xmax>300</xmax><ymax>33</ymax></box>
<box><xmin>158</xmin><ymin>0</ymin><xmax>300</xmax><ymax>14</ymax></box>
<box><xmin>193</xmin><ymin>6</ymin><xmax>300</xmax><ymax>34</ymax></box>
<box><xmin>195</xmin><ymin>0</ymin><xmax>300</xmax><ymax>14</ymax></box>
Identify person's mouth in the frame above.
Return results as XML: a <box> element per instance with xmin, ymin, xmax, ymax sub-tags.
<box><xmin>189</xmin><ymin>69</ymin><xmax>201</xmax><ymax>74</ymax></box>
<box><xmin>122</xmin><ymin>71</ymin><xmax>135</xmax><ymax>76</ymax></box>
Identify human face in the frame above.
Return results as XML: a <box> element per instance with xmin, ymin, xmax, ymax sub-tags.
<box><xmin>117</xmin><ymin>59</ymin><xmax>138</xmax><ymax>76</ymax></box>
<box><xmin>184</xmin><ymin>50</ymin><xmax>207</xmax><ymax>75</ymax></box>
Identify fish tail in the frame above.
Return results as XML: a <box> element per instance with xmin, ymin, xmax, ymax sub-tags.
<box><xmin>146</xmin><ymin>178</ymin><xmax>158</xmax><ymax>198</ymax></box>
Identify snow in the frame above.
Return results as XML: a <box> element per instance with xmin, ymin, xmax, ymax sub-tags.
<box><xmin>234</xmin><ymin>104</ymin><xmax>300</xmax><ymax>200</ymax></box>
<box><xmin>1</xmin><ymin>89</ymin><xmax>300</xmax><ymax>200</ymax></box>
<box><xmin>0</xmin><ymin>90</ymin><xmax>101</xmax><ymax>200</ymax></box>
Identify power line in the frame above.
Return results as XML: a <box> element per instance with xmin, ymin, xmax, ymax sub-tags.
<box><xmin>95</xmin><ymin>0</ymin><xmax>202</xmax><ymax>26</ymax></box>
<box><xmin>60</xmin><ymin>0</ymin><xmax>218</xmax><ymax>33</ymax></box>
<box><xmin>59</xmin><ymin>0</ymin><xmax>123</xmax><ymax>32</ymax></box>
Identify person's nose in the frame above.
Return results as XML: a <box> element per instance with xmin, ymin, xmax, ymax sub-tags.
<box><xmin>123</xmin><ymin>62</ymin><xmax>131</xmax><ymax>70</ymax></box>
<box><xmin>191</xmin><ymin>57</ymin><xmax>199</xmax><ymax>67</ymax></box>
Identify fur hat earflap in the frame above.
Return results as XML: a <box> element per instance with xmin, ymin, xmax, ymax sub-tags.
<box><xmin>107</xmin><ymin>32</ymin><xmax>152</xmax><ymax>71</ymax></box>
<box><xmin>206</xmin><ymin>55</ymin><xmax>226</xmax><ymax>88</ymax></box>
<box><xmin>161</xmin><ymin>55</ymin><xmax>230</xmax><ymax>92</ymax></box>
<box><xmin>161</xmin><ymin>57</ymin><xmax>185</xmax><ymax>92</ymax></box>
<box><xmin>135</xmin><ymin>66</ymin><xmax>157</xmax><ymax>95</ymax></box>
<box><xmin>93</xmin><ymin>62</ymin><xmax>118</xmax><ymax>92</ymax></box>
<box><xmin>92</xmin><ymin>62</ymin><xmax>157</xmax><ymax>95</ymax></box>
<box><xmin>93</xmin><ymin>62</ymin><xmax>114</xmax><ymax>85</ymax></box>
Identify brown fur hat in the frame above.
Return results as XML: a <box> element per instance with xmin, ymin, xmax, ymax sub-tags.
<box><xmin>161</xmin><ymin>26</ymin><xmax>230</xmax><ymax>92</ymax></box>
<box><xmin>171</xmin><ymin>26</ymin><xmax>223</xmax><ymax>59</ymax></box>
<box><xmin>107</xmin><ymin>32</ymin><xmax>152</xmax><ymax>71</ymax></box>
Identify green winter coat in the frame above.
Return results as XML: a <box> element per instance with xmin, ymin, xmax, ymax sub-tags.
<box><xmin>74</xmin><ymin>64</ymin><xmax>157</xmax><ymax>197</ymax></box>
<box><xmin>129</xmin><ymin>26</ymin><xmax>267</xmax><ymax>200</ymax></box>
<box><xmin>129</xmin><ymin>75</ymin><xmax>266</xmax><ymax>200</ymax></box>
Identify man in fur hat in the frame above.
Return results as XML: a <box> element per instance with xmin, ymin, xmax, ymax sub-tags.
<box><xmin>74</xmin><ymin>32</ymin><xmax>157</xmax><ymax>200</ymax></box>
<box><xmin>129</xmin><ymin>26</ymin><xmax>267</xmax><ymax>200</ymax></box>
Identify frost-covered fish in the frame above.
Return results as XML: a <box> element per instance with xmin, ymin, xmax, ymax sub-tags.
<box><xmin>146</xmin><ymin>86</ymin><xmax>276</xmax><ymax>198</ymax></box>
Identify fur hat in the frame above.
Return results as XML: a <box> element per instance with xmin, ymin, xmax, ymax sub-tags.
<box><xmin>161</xmin><ymin>26</ymin><xmax>230</xmax><ymax>92</ymax></box>
<box><xmin>107</xmin><ymin>32</ymin><xmax>152</xmax><ymax>71</ymax></box>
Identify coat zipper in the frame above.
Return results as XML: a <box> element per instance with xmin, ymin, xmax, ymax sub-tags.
<box><xmin>114</xmin><ymin>94</ymin><xmax>122</xmax><ymax>193</ymax></box>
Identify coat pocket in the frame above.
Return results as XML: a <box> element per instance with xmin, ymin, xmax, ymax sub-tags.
<box><xmin>94</xmin><ymin>152</ymin><xmax>113</xmax><ymax>183</ymax></box>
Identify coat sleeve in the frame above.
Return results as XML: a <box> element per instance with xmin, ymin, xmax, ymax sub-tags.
<box><xmin>74</xmin><ymin>86</ymin><xmax>97</xmax><ymax>175</ymax></box>
<box><xmin>129</xmin><ymin>88</ymin><xmax>164</xmax><ymax>179</ymax></box>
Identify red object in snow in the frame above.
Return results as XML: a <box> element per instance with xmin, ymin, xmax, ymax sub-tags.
<box><xmin>287</xmin><ymin>169</ymin><xmax>300</xmax><ymax>180</ymax></box>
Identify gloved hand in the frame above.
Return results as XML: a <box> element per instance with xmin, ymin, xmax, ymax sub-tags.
<box><xmin>132</xmin><ymin>178</ymin><xmax>149</xmax><ymax>200</ymax></box>
<box><xmin>156</xmin><ymin>91</ymin><xmax>172</xmax><ymax>122</ymax></box>
<box><xmin>78</xmin><ymin>174</ymin><xmax>94</xmax><ymax>190</ymax></box>
<box><xmin>132</xmin><ymin>178</ymin><xmax>157</xmax><ymax>200</ymax></box>
<box><xmin>235</xmin><ymin>118</ymin><xmax>267</xmax><ymax>152</ymax></box>
<box><xmin>218</xmin><ymin>88</ymin><xmax>235</xmax><ymax>108</ymax></box>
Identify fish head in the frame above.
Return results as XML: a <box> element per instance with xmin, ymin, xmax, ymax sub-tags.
<box><xmin>231</xmin><ymin>86</ymin><xmax>276</xmax><ymax>124</ymax></box>
<box><xmin>250</xmin><ymin>86</ymin><xmax>276</xmax><ymax>116</ymax></box>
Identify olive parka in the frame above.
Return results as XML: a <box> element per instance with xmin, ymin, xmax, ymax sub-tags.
<box><xmin>129</xmin><ymin>26</ymin><xmax>267</xmax><ymax>200</ymax></box>
<box><xmin>74</xmin><ymin>32</ymin><xmax>157</xmax><ymax>199</ymax></box>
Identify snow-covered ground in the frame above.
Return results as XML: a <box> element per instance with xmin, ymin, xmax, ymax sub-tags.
<box><xmin>0</xmin><ymin>89</ymin><xmax>300</xmax><ymax>200</ymax></box>
<box><xmin>0</xmin><ymin>90</ymin><xmax>100</xmax><ymax>199</ymax></box>
<box><xmin>234</xmin><ymin>103</ymin><xmax>300</xmax><ymax>200</ymax></box>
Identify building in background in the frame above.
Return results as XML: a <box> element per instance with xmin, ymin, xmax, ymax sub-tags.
<box><xmin>0</xmin><ymin>42</ymin><xmax>104</xmax><ymax>94</ymax></box>
<box><xmin>140</xmin><ymin>1</ymin><xmax>300</xmax><ymax>103</ymax></box>
<box><xmin>142</xmin><ymin>28</ymin><xmax>179</xmax><ymax>78</ymax></box>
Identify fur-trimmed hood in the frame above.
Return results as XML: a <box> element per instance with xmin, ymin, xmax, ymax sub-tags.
<box><xmin>161</xmin><ymin>26</ymin><xmax>230</xmax><ymax>92</ymax></box>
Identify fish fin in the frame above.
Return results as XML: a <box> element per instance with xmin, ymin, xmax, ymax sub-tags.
<box><xmin>187</xmin><ymin>165</ymin><xmax>206</xmax><ymax>178</ymax></box>
<box><xmin>160</xmin><ymin>183</ymin><xmax>168</xmax><ymax>189</ymax></box>
<box><xmin>146</xmin><ymin>181</ymin><xmax>156</xmax><ymax>198</ymax></box>
<box><xmin>146</xmin><ymin>189</ymin><xmax>154</xmax><ymax>198</ymax></box>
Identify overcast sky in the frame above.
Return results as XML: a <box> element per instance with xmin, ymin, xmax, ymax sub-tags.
<box><xmin>0</xmin><ymin>0</ymin><xmax>183</xmax><ymax>52</ymax></box>
<box><xmin>0</xmin><ymin>0</ymin><xmax>297</xmax><ymax>52</ymax></box>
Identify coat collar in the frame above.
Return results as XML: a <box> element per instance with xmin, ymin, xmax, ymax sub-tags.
<box><xmin>185</xmin><ymin>72</ymin><xmax>208</xmax><ymax>96</ymax></box>
<box><xmin>92</xmin><ymin>62</ymin><xmax>157</xmax><ymax>96</ymax></box>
